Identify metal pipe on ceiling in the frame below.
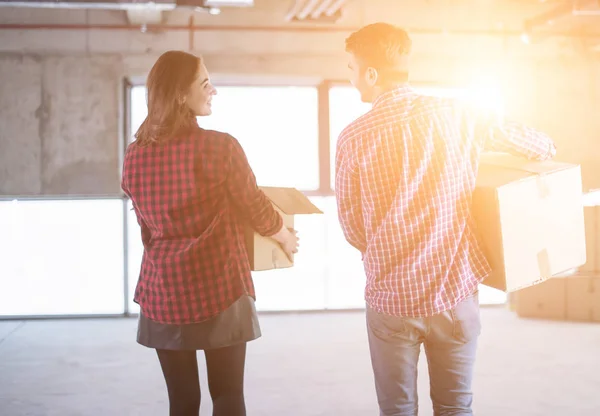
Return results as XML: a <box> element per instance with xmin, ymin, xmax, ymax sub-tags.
<box><xmin>0</xmin><ymin>22</ymin><xmax>355</xmax><ymax>31</ymax></box>
<box><xmin>0</xmin><ymin>22</ymin><xmax>598</xmax><ymax>40</ymax></box>
<box><xmin>0</xmin><ymin>0</ymin><xmax>176</xmax><ymax>10</ymax></box>
<box><xmin>0</xmin><ymin>0</ymin><xmax>254</xmax><ymax>8</ymax></box>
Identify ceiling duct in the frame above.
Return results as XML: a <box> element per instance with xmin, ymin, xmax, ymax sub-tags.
<box><xmin>0</xmin><ymin>0</ymin><xmax>253</xmax><ymax>10</ymax></box>
<box><xmin>285</xmin><ymin>0</ymin><xmax>346</xmax><ymax>22</ymax></box>
<box><xmin>203</xmin><ymin>0</ymin><xmax>252</xmax><ymax>6</ymax></box>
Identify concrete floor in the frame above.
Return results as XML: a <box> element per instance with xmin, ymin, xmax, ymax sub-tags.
<box><xmin>1</xmin><ymin>308</ymin><xmax>599</xmax><ymax>416</ymax></box>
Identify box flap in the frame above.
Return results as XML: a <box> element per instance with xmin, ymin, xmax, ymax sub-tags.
<box><xmin>480</xmin><ymin>152</ymin><xmax>575</xmax><ymax>174</ymax></box>
<box><xmin>477</xmin><ymin>152</ymin><xmax>577</xmax><ymax>189</ymax></box>
<box><xmin>259</xmin><ymin>187</ymin><xmax>323</xmax><ymax>215</ymax></box>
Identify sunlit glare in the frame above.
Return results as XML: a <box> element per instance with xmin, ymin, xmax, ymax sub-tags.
<box><xmin>463</xmin><ymin>76</ymin><xmax>505</xmax><ymax>122</ymax></box>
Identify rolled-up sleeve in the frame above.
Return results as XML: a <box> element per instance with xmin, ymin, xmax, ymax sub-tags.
<box><xmin>485</xmin><ymin>121</ymin><xmax>557</xmax><ymax>161</ymax></box>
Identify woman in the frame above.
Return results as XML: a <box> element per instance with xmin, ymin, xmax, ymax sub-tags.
<box><xmin>121</xmin><ymin>50</ymin><xmax>299</xmax><ymax>416</ymax></box>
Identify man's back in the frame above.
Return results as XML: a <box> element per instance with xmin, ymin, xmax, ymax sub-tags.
<box><xmin>335</xmin><ymin>86</ymin><xmax>556</xmax><ymax>317</ymax></box>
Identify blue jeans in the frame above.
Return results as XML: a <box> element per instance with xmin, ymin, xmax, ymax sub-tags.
<box><xmin>366</xmin><ymin>292</ymin><xmax>480</xmax><ymax>416</ymax></box>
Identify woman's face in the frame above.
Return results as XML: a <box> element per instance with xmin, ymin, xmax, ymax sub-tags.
<box><xmin>185</xmin><ymin>61</ymin><xmax>217</xmax><ymax>117</ymax></box>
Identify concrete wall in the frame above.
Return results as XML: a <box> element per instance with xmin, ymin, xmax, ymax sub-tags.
<box><xmin>0</xmin><ymin>55</ymin><xmax>122</xmax><ymax>195</ymax></box>
<box><xmin>0</xmin><ymin>0</ymin><xmax>599</xmax><ymax>195</ymax></box>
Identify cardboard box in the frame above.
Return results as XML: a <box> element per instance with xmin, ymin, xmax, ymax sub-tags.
<box><xmin>246</xmin><ymin>186</ymin><xmax>322</xmax><ymax>271</ymax></box>
<box><xmin>515</xmin><ymin>274</ymin><xmax>600</xmax><ymax>322</ymax></box>
<box><xmin>566</xmin><ymin>274</ymin><xmax>600</xmax><ymax>322</ymax></box>
<box><xmin>472</xmin><ymin>153</ymin><xmax>586</xmax><ymax>292</ymax></box>
<box><xmin>515</xmin><ymin>277</ymin><xmax>567</xmax><ymax>320</ymax></box>
<box><xmin>580</xmin><ymin>190</ymin><xmax>600</xmax><ymax>272</ymax></box>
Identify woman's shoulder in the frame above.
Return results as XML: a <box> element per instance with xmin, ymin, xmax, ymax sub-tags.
<box><xmin>191</xmin><ymin>126</ymin><xmax>239</xmax><ymax>149</ymax></box>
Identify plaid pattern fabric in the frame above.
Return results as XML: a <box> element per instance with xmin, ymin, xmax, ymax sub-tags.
<box><xmin>335</xmin><ymin>86</ymin><xmax>556</xmax><ymax>317</ymax></box>
<box><xmin>122</xmin><ymin>125</ymin><xmax>282</xmax><ymax>324</ymax></box>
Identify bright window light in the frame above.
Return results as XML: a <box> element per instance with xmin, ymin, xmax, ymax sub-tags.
<box><xmin>129</xmin><ymin>85</ymin><xmax>320</xmax><ymax>191</ymax></box>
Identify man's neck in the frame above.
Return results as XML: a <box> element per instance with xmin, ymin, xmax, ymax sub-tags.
<box><xmin>372</xmin><ymin>82</ymin><xmax>409</xmax><ymax>103</ymax></box>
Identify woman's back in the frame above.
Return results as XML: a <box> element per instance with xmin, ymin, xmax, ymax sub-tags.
<box><xmin>124</xmin><ymin>126</ymin><xmax>230</xmax><ymax>242</ymax></box>
<box><xmin>122</xmin><ymin>126</ymin><xmax>278</xmax><ymax>325</ymax></box>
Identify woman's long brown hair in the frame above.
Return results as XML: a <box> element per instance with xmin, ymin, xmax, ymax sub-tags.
<box><xmin>135</xmin><ymin>51</ymin><xmax>201</xmax><ymax>147</ymax></box>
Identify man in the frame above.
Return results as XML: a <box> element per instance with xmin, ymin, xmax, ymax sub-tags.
<box><xmin>335</xmin><ymin>23</ymin><xmax>556</xmax><ymax>416</ymax></box>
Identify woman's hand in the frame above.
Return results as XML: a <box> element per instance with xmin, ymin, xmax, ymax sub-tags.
<box><xmin>271</xmin><ymin>225</ymin><xmax>300</xmax><ymax>262</ymax></box>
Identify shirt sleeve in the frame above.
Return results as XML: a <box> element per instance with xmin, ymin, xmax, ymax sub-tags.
<box><xmin>472</xmin><ymin>108</ymin><xmax>557</xmax><ymax>160</ymax></box>
<box><xmin>225</xmin><ymin>135</ymin><xmax>283</xmax><ymax>237</ymax></box>
<box><xmin>335</xmin><ymin>137</ymin><xmax>367</xmax><ymax>254</ymax></box>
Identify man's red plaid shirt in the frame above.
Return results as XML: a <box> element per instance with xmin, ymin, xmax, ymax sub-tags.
<box><xmin>335</xmin><ymin>86</ymin><xmax>556</xmax><ymax>317</ymax></box>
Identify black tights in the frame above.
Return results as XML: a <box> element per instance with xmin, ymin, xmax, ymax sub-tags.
<box><xmin>156</xmin><ymin>343</ymin><xmax>247</xmax><ymax>416</ymax></box>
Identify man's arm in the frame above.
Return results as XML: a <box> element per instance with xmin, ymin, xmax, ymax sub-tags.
<box><xmin>335</xmin><ymin>139</ymin><xmax>367</xmax><ymax>254</ymax></box>
<box><xmin>475</xmin><ymin>109</ymin><xmax>557</xmax><ymax>160</ymax></box>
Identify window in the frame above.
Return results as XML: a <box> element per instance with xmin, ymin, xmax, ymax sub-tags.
<box><xmin>129</xmin><ymin>85</ymin><xmax>147</xmax><ymax>143</ymax></box>
<box><xmin>0</xmin><ymin>199</ymin><xmax>125</xmax><ymax>316</ymax></box>
<box><xmin>129</xmin><ymin>85</ymin><xmax>320</xmax><ymax>191</ymax></box>
<box><xmin>201</xmin><ymin>86</ymin><xmax>319</xmax><ymax>190</ymax></box>
<box><xmin>127</xmin><ymin>199</ymin><xmax>143</xmax><ymax>314</ymax></box>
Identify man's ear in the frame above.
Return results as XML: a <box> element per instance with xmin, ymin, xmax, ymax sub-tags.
<box><xmin>366</xmin><ymin>67</ymin><xmax>379</xmax><ymax>87</ymax></box>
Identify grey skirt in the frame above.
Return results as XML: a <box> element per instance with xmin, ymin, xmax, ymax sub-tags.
<box><xmin>137</xmin><ymin>295</ymin><xmax>261</xmax><ymax>351</ymax></box>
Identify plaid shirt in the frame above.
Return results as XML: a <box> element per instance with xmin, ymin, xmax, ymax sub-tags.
<box><xmin>335</xmin><ymin>86</ymin><xmax>556</xmax><ymax>317</ymax></box>
<box><xmin>122</xmin><ymin>125</ymin><xmax>282</xmax><ymax>324</ymax></box>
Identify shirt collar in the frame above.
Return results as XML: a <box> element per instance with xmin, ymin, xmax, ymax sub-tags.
<box><xmin>372</xmin><ymin>85</ymin><xmax>414</xmax><ymax>109</ymax></box>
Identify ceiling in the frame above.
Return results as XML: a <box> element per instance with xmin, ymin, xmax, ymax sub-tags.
<box><xmin>0</xmin><ymin>0</ymin><xmax>598</xmax><ymax>43</ymax></box>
